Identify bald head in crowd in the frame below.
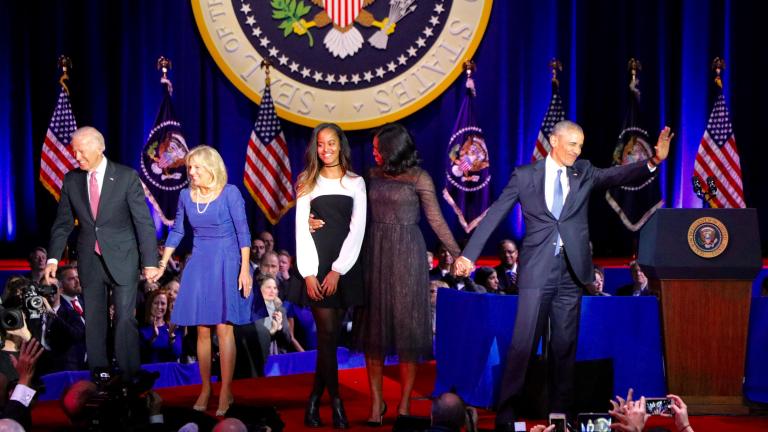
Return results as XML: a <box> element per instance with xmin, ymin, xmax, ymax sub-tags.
<box><xmin>431</xmin><ymin>392</ymin><xmax>468</xmax><ymax>431</ymax></box>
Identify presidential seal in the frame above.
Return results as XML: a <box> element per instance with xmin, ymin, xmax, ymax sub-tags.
<box><xmin>192</xmin><ymin>0</ymin><xmax>492</xmax><ymax>129</ymax></box>
<box><xmin>687</xmin><ymin>216</ymin><xmax>729</xmax><ymax>258</ymax></box>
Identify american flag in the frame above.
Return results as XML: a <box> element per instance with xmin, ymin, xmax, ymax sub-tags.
<box><xmin>244</xmin><ymin>84</ymin><xmax>294</xmax><ymax>224</ymax></box>
<box><xmin>532</xmin><ymin>87</ymin><xmax>565</xmax><ymax>162</ymax></box>
<box><xmin>40</xmin><ymin>86</ymin><xmax>79</xmax><ymax>200</ymax></box>
<box><xmin>693</xmin><ymin>94</ymin><xmax>745</xmax><ymax>208</ymax></box>
<box><xmin>324</xmin><ymin>0</ymin><xmax>363</xmax><ymax>28</ymax></box>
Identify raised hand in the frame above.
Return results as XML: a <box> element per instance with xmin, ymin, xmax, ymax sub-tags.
<box><xmin>654</xmin><ymin>126</ymin><xmax>674</xmax><ymax>162</ymax></box>
<box><xmin>43</xmin><ymin>262</ymin><xmax>58</xmax><ymax>285</ymax></box>
<box><xmin>11</xmin><ymin>338</ymin><xmax>44</xmax><ymax>386</ymax></box>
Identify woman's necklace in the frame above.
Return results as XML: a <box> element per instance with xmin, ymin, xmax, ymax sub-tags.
<box><xmin>196</xmin><ymin>188</ymin><xmax>214</xmax><ymax>214</ymax></box>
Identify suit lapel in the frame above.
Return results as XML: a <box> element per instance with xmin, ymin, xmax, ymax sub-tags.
<box><xmin>562</xmin><ymin>165</ymin><xmax>582</xmax><ymax>217</ymax></box>
<box><xmin>96</xmin><ymin>160</ymin><xmax>117</xmax><ymax>222</ymax></box>
<box><xmin>533</xmin><ymin>161</ymin><xmax>555</xmax><ymax>219</ymax></box>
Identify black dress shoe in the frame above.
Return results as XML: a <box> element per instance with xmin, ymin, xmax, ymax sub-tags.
<box><xmin>331</xmin><ymin>397</ymin><xmax>350</xmax><ymax>429</ymax></box>
<box><xmin>304</xmin><ymin>393</ymin><xmax>323</xmax><ymax>427</ymax></box>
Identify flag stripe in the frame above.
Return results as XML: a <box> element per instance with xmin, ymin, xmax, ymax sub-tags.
<box><xmin>39</xmin><ymin>87</ymin><xmax>78</xmax><ymax>200</ymax></box>
<box><xmin>243</xmin><ymin>83</ymin><xmax>294</xmax><ymax>224</ymax></box>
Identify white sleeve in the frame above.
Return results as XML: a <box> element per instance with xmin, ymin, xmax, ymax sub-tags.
<box><xmin>295</xmin><ymin>192</ymin><xmax>319</xmax><ymax>278</ymax></box>
<box><xmin>331</xmin><ymin>176</ymin><xmax>367</xmax><ymax>275</ymax></box>
<box><xmin>10</xmin><ymin>383</ymin><xmax>36</xmax><ymax>407</ymax></box>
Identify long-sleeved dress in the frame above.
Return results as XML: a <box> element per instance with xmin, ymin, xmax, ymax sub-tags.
<box><xmin>355</xmin><ymin>167</ymin><xmax>461</xmax><ymax>362</ymax></box>
<box><xmin>294</xmin><ymin>173</ymin><xmax>367</xmax><ymax>308</ymax></box>
<box><xmin>167</xmin><ymin>185</ymin><xmax>253</xmax><ymax>325</ymax></box>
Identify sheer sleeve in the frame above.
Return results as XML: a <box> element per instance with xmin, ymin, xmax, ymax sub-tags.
<box><xmin>165</xmin><ymin>190</ymin><xmax>187</xmax><ymax>248</ymax></box>
<box><xmin>226</xmin><ymin>185</ymin><xmax>252</xmax><ymax>248</ymax></box>
<box><xmin>415</xmin><ymin>170</ymin><xmax>461</xmax><ymax>257</ymax></box>
<box><xmin>295</xmin><ymin>192</ymin><xmax>319</xmax><ymax>278</ymax></box>
<box><xmin>331</xmin><ymin>175</ymin><xmax>367</xmax><ymax>274</ymax></box>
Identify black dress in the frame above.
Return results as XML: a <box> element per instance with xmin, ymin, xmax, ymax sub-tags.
<box><xmin>294</xmin><ymin>174</ymin><xmax>366</xmax><ymax>308</ymax></box>
<box><xmin>355</xmin><ymin>167</ymin><xmax>461</xmax><ymax>362</ymax></box>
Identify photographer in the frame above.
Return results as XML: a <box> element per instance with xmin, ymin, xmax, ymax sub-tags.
<box><xmin>59</xmin><ymin>372</ymin><xmax>217</xmax><ymax>432</ymax></box>
<box><xmin>0</xmin><ymin>339</ymin><xmax>44</xmax><ymax>430</ymax></box>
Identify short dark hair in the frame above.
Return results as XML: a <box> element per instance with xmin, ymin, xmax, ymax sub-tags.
<box><xmin>473</xmin><ymin>266</ymin><xmax>496</xmax><ymax>290</ymax></box>
<box><xmin>375</xmin><ymin>123</ymin><xmax>420</xmax><ymax>175</ymax></box>
<box><xmin>260</xmin><ymin>250</ymin><xmax>279</xmax><ymax>266</ymax></box>
<box><xmin>56</xmin><ymin>265</ymin><xmax>77</xmax><ymax>280</ymax></box>
<box><xmin>431</xmin><ymin>392</ymin><xmax>467</xmax><ymax>430</ymax></box>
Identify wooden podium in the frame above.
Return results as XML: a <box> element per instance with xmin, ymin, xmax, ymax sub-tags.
<box><xmin>638</xmin><ymin>209</ymin><xmax>762</xmax><ymax>414</ymax></box>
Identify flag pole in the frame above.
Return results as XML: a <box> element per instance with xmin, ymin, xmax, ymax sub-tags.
<box><xmin>157</xmin><ymin>56</ymin><xmax>173</xmax><ymax>95</ymax></box>
<box><xmin>57</xmin><ymin>55</ymin><xmax>72</xmax><ymax>94</ymax></box>
<box><xmin>261</xmin><ymin>58</ymin><xmax>272</xmax><ymax>87</ymax></box>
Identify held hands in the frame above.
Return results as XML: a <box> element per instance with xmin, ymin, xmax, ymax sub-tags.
<box><xmin>452</xmin><ymin>256</ymin><xmax>474</xmax><ymax>277</ymax></box>
<box><xmin>306</xmin><ymin>276</ymin><xmax>323</xmax><ymax>301</ymax></box>
<box><xmin>43</xmin><ymin>262</ymin><xmax>58</xmax><ymax>285</ymax></box>
<box><xmin>308</xmin><ymin>213</ymin><xmax>325</xmax><ymax>233</ymax></box>
<box><xmin>322</xmin><ymin>270</ymin><xmax>341</xmax><ymax>296</ymax></box>
<box><xmin>239</xmin><ymin>268</ymin><xmax>253</xmax><ymax>298</ymax></box>
<box><xmin>143</xmin><ymin>266</ymin><xmax>161</xmax><ymax>282</ymax></box>
<box><xmin>654</xmin><ymin>126</ymin><xmax>674</xmax><ymax>163</ymax></box>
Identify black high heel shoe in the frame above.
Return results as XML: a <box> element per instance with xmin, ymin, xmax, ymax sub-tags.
<box><xmin>304</xmin><ymin>394</ymin><xmax>323</xmax><ymax>428</ymax></box>
<box><xmin>331</xmin><ymin>397</ymin><xmax>350</xmax><ymax>429</ymax></box>
<box><xmin>366</xmin><ymin>401</ymin><xmax>388</xmax><ymax>427</ymax></box>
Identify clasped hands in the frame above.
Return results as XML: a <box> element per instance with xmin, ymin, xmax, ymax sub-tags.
<box><xmin>452</xmin><ymin>256</ymin><xmax>474</xmax><ymax>277</ymax></box>
<box><xmin>305</xmin><ymin>271</ymin><xmax>340</xmax><ymax>301</ymax></box>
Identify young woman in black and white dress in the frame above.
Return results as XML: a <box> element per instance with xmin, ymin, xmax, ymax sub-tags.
<box><xmin>294</xmin><ymin>123</ymin><xmax>366</xmax><ymax>429</ymax></box>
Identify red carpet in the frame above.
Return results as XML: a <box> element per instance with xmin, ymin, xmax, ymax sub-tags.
<box><xmin>29</xmin><ymin>361</ymin><xmax>768</xmax><ymax>431</ymax></box>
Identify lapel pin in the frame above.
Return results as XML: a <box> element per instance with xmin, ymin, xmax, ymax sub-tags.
<box><xmin>109</xmin><ymin>177</ymin><xmax>114</xmax><ymax>181</ymax></box>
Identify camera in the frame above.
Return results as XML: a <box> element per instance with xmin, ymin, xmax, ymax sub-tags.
<box><xmin>577</xmin><ymin>413</ymin><xmax>612</xmax><ymax>432</ymax></box>
<box><xmin>82</xmin><ymin>368</ymin><xmax>161</xmax><ymax>430</ymax></box>
<box><xmin>0</xmin><ymin>305</ymin><xmax>26</xmax><ymax>331</ymax></box>
<box><xmin>21</xmin><ymin>280</ymin><xmax>58</xmax><ymax>319</ymax></box>
<box><xmin>645</xmin><ymin>397</ymin><xmax>672</xmax><ymax>415</ymax></box>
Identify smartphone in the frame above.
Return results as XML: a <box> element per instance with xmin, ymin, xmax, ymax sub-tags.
<box><xmin>549</xmin><ymin>413</ymin><xmax>567</xmax><ymax>432</ymax></box>
<box><xmin>645</xmin><ymin>397</ymin><xmax>672</xmax><ymax>415</ymax></box>
<box><xmin>576</xmin><ymin>413</ymin><xmax>612</xmax><ymax>432</ymax></box>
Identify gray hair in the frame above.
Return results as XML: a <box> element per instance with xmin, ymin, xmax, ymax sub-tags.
<box><xmin>72</xmin><ymin>126</ymin><xmax>106</xmax><ymax>151</ymax></box>
<box><xmin>551</xmin><ymin>120</ymin><xmax>583</xmax><ymax>137</ymax></box>
<box><xmin>0</xmin><ymin>419</ymin><xmax>26</xmax><ymax>432</ymax></box>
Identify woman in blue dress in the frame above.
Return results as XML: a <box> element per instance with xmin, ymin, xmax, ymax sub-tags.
<box><xmin>155</xmin><ymin>145</ymin><xmax>253</xmax><ymax>416</ymax></box>
<box><xmin>294</xmin><ymin>123</ymin><xmax>366</xmax><ymax>429</ymax></box>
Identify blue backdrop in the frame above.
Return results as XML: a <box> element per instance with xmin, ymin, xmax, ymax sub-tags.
<box><xmin>1</xmin><ymin>0</ymin><xmax>766</xmax><ymax>259</ymax></box>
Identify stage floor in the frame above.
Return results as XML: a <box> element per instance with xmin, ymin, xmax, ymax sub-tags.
<box><xmin>29</xmin><ymin>362</ymin><xmax>768</xmax><ymax>431</ymax></box>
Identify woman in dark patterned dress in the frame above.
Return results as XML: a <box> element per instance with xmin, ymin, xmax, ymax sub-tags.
<box><xmin>294</xmin><ymin>123</ymin><xmax>366</xmax><ymax>429</ymax></box>
<box><xmin>356</xmin><ymin>123</ymin><xmax>461</xmax><ymax>425</ymax></box>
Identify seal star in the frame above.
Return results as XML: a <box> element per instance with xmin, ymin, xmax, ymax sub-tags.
<box><xmin>240</xmin><ymin>3</ymin><xmax>251</xmax><ymax>14</ymax></box>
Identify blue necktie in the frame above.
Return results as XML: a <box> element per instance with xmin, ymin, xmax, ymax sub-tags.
<box><xmin>552</xmin><ymin>169</ymin><xmax>563</xmax><ymax>218</ymax></box>
<box><xmin>552</xmin><ymin>169</ymin><xmax>564</xmax><ymax>254</ymax></box>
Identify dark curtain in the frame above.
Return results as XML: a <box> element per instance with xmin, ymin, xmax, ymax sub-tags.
<box><xmin>1</xmin><ymin>0</ymin><xmax>766</xmax><ymax>259</ymax></box>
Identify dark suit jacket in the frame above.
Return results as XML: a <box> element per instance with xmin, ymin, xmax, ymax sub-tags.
<box><xmin>494</xmin><ymin>264</ymin><xmax>519</xmax><ymax>294</ymax></box>
<box><xmin>46</xmin><ymin>300</ymin><xmax>87</xmax><ymax>372</ymax></box>
<box><xmin>429</xmin><ymin>268</ymin><xmax>484</xmax><ymax>293</ymax></box>
<box><xmin>48</xmin><ymin>160</ymin><xmax>157</xmax><ymax>285</ymax></box>
<box><xmin>463</xmin><ymin>159</ymin><xmax>653</xmax><ymax>289</ymax></box>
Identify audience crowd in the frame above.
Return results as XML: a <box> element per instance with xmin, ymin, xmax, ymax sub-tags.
<box><xmin>0</xmin><ymin>238</ymin><xmax>690</xmax><ymax>431</ymax></box>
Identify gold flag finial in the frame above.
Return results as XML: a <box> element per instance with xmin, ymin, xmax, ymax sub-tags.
<box><xmin>157</xmin><ymin>56</ymin><xmax>172</xmax><ymax>79</ymax></box>
<box><xmin>261</xmin><ymin>59</ymin><xmax>273</xmax><ymax>86</ymax></box>
<box><xmin>712</xmin><ymin>57</ymin><xmax>726</xmax><ymax>89</ymax></box>
<box><xmin>463</xmin><ymin>59</ymin><xmax>476</xmax><ymax>76</ymax></box>
<box><xmin>57</xmin><ymin>55</ymin><xmax>72</xmax><ymax>94</ymax></box>
<box><xmin>549</xmin><ymin>58</ymin><xmax>563</xmax><ymax>90</ymax></box>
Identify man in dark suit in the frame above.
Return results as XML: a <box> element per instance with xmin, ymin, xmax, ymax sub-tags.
<box><xmin>454</xmin><ymin>120</ymin><xmax>672</xmax><ymax>429</ymax></box>
<box><xmin>43</xmin><ymin>126</ymin><xmax>159</xmax><ymax>380</ymax></box>
<box><xmin>494</xmin><ymin>239</ymin><xmax>519</xmax><ymax>294</ymax></box>
<box><xmin>45</xmin><ymin>265</ymin><xmax>87</xmax><ymax>372</ymax></box>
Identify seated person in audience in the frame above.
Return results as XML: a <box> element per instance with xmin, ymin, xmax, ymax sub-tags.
<box><xmin>258</xmin><ymin>231</ymin><xmax>275</xmax><ymax>253</ymax></box>
<box><xmin>276</xmin><ymin>250</ymin><xmax>309</xmax><ymax>352</ymax></box>
<box><xmin>474</xmin><ymin>266</ymin><xmax>504</xmax><ymax>294</ymax></box>
<box><xmin>616</xmin><ymin>261</ymin><xmax>652</xmax><ymax>296</ymax></box>
<box><xmin>0</xmin><ymin>339</ymin><xmax>43</xmax><ymax>431</ymax></box>
<box><xmin>26</xmin><ymin>247</ymin><xmax>48</xmax><ymax>284</ymax></box>
<box><xmin>250</xmin><ymin>238</ymin><xmax>266</xmax><ymax>276</ymax></box>
<box><xmin>44</xmin><ymin>266</ymin><xmax>87</xmax><ymax>373</ymax></box>
<box><xmin>430</xmin><ymin>243</ymin><xmax>484</xmax><ymax>292</ymax></box>
<box><xmin>235</xmin><ymin>275</ymin><xmax>291</xmax><ymax>377</ymax></box>
<box><xmin>585</xmin><ymin>266</ymin><xmax>610</xmax><ymax>296</ymax></box>
<box><xmin>494</xmin><ymin>239</ymin><xmax>519</xmax><ymax>294</ymax></box>
<box><xmin>139</xmin><ymin>290</ymin><xmax>183</xmax><ymax>364</ymax></box>
<box><xmin>427</xmin><ymin>250</ymin><xmax>435</xmax><ymax>271</ymax></box>
<box><xmin>428</xmin><ymin>391</ymin><xmax>477</xmax><ymax>432</ymax></box>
